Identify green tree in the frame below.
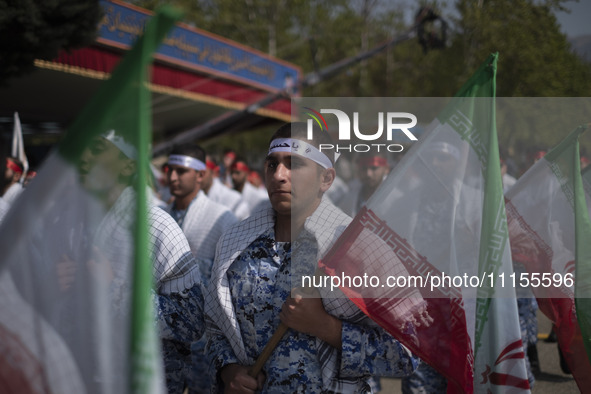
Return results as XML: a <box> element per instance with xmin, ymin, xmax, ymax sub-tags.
<box><xmin>450</xmin><ymin>0</ymin><xmax>591</xmax><ymax>162</ymax></box>
<box><xmin>0</xmin><ymin>0</ymin><xmax>102</xmax><ymax>82</ymax></box>
<box><xmin>452</xmin><ymin>0</ymin><xmax>591</xmax><ymax>97</ymax></box>
<box><xmin>130</xmin><ymin>0</ymin><xmax>407</xmax><ymax>97</ymax></box>
<box><xmin>133</xmin><ymin>0</ymin><xmax>591</xmax><ymax>160</ymax></box>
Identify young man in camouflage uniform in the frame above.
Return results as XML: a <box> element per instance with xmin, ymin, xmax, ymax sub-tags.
<box><xmin>205</xmin><ymin>122</ymin><xmax>419</xmax><ymax>393</ymax></box>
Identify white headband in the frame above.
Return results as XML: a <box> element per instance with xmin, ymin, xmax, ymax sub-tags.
<box><xmin>102</xmin><ymin>129</ymin><xmax>137</xmax><ymax>159</ymax></box>
<box><xmin>269</xmin><ymin>138</ymin><xmax>333</xmax><ymax>169</ymax></box>
<box><xmin>168</xmin><ymin>154</ymin><xmax>206</xmax><ymax>171</ymax></box>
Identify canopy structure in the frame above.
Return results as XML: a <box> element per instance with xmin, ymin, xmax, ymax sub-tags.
<box><xmin>0</xmin><ymin>0</ymin><xmax>300</xmax><ymax>163</ymax></box>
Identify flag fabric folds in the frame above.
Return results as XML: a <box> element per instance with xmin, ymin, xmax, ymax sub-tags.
<box><xmin>506</xmin><ymin>124</ymin><xmax>591</xmax><ymax>391</ymax></box>
<box><xmin>0</xmin><ymin>7</ymin><xmax>180</xmax><ymax>394</ymax></box>
<box><xmin>320</xmin><ymin>53</ymin><xmax>530</xmax><ymax>392</ymax></box>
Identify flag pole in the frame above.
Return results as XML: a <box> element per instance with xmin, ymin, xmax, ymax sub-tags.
<box><xmin>248</xmin><ymin>270</ymin><xmax>322</xmax><ymax>377</ymax></box>
<box><xmin>248</xmin><ymin>323</ymin><xmax>289</xmax><ymax>377</ymax></box>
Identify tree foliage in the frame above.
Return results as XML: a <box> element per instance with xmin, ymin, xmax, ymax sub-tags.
<box><xmin>0</xmin><ymin>0</ymin><xmax>102</xmax><ymax>82</ymax></box>
<box><xmin>453</xmin><ymin>0</ymin><xmax>591</xmax><ymax>97</ymax></box>
<box><xmin>132</xmin><ymin>0</ymin><xmax>591</xmax><ymax>163</ymax></box>
<box><xmin>131</xmin><ymin>0</ymin><xmax>405</xmax><ymax>96</ymax></box>
<box><xmin>134</xmin><ymin>0</ymin><xmax>591</xmax><ymax>95</ymax></box>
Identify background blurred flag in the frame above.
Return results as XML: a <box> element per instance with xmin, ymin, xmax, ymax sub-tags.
<box><xmin>506</xmin><ymin>125</ymin><xmax>591</xmax><ymax>392</ymax></box>
<box><xmin>0</xmin><ymin>7</ymin><xmax>180</xmax><ymax>394</ymax></box>
<box><xmin>11</xmin><ymin>111</ymin><xmax>28</xmax><ymax>181</ymax></box>
<box><xmin>320</xmin><ymin>53</ymin><xmax>530</xmax><ymax>393</ymax></box>
<box><xmin>579</xmin><ymin>153</ymin><xmax>591</xmax><ymax>369</ymax></box>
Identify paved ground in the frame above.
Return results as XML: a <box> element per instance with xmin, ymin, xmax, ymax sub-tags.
<box><xmin>379</xmin><ymin>310</ymin><xmax>580</xmax><ymax>393</ymax></box>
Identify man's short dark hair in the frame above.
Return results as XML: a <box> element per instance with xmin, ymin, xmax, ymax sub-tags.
<box><xmin>205</xmin><ymin>155</ymin><xmax>217</xmax><ymax>166</ymax></box>
<box><xmin>269</xmin><ymin>122</ymin><xmax>336</xmax><ymax>166</ymax></box>
<box><xmin>169</xmin><ymin>144</ymin><xmax>206</xmax><ymax>164</ymax></box>
<box><xmin>231</xmin><ymin>155</ymin><xmax>249</xmax><ymax>171</ymax></box>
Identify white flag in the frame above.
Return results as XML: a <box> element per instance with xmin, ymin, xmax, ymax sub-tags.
<box><xmin>11</xmin><ymin>112</ymin><xmax>29</xmax><ymax>180</ymax></box>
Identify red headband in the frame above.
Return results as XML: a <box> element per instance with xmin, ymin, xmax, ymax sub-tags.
<box><xmin>224</xmin><ymin>152</ymin><xmax>237</xmax><ymax>160</ymax></box>
<box><xmin>357</xmin><ymin>156</ymin><xmax>388</xmax><ymax>168</ymax></box>
<box><xmin>6</xmin><ymin>158</ymin><xmax>23</xmax><ymax>174</ymax></box>
<box><xmin>231</xmin><ymin>161</ymin><xmax>250</xmax><ymax>172</ymax></box>
<box><xmin>206</xmin><ymin>160</ymin><xmax>217</xmax><ymax>170</ymax></box>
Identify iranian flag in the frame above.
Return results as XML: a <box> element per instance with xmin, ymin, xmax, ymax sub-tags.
<box><xmin>320</xmin><ymin>53</ymin><xmax>530</xmax><ymax>392</ymax></box>
<box><xmin>506</xmin><ymin>124</ymin><xmax>591</xmax><ymax>391</ymax></box>
<box><xmin>0</xmin><ymin>7</ymin><xmax>180</xmax><ymax>394</ymax></box>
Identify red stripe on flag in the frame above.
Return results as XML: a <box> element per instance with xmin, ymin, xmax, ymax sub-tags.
<box><xmin>494</xmin><ymin>339</ymin><xmax>525</xmax><ymax>365</ymax></box>
<box><xmin>506</xmin><ymin>199</ymin><xmax>591</xmax><ymax>390</ymax></box>
<box><xmin>0</xmin><ymin>324</ymin><xmax>48</xmax><ymax>394</ymax></box>
<box><xmin>319</xmin><ymin>206</ymin><xmax>474</xmax><ymax>393</ymax></box>
<box><xmin>481</xmin><ymin>366</ymin><xmax>530</xmax><ymax>389</ymax></box>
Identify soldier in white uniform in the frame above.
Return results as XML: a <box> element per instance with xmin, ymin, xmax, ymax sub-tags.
<box><xmin>164</xmin><ymin>144</ymin><xmax>238</xmax><ymax>393</ymax></box>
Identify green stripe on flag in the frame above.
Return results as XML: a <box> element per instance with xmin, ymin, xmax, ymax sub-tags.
<box><xmin>438</xmin><ymin>53</ymin><xmax>498</xmax><ymax>172</ymax></box>
<box><xmin>571</xmin><ymin>125</ymin><xmax>591</xmax><ymax>367</ymax></box>
<box><xmin>436</xmin><ymin>53</ymin><xmax>507</xmax><ymax>354</ymax></box>
<box><xmin>473</xmin><ymin>53</ymin><xmax>506</xmax><ymax>356</ymax></box>
<box><xmin>58</xmin><ymin>7</ymin><xmax>182</xmax><ymax>165</ymax></box>
<box><xmin>126</xmin><ymin>8</ymin><xmax>183</xmax><ymax>394</ymax></box>
<box><xmin>531</xmin><ymin>124</ymin><xmax>591</xmax><ymax>375</ymax></box>
<box><xmin>544</xmin><ymin>126</ymin><xmax>587</xmax><ymax>210</ymax></box>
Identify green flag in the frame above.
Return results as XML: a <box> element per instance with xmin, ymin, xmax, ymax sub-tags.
<box><xmin>0</xmin><ymin>6</ymin><xmax>181</xmax><ymax>393</ymax></box>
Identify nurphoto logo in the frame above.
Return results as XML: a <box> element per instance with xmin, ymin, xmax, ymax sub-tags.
<box><xmin>304</xmin><ymin>107</ymin><xmax>418</xmax><ymax>153</ymax></box>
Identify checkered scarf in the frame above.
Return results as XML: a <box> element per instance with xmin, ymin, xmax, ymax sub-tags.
<box><xmin>205</xmin><ymin>197</ymin><xmax>390</xmax><ymax>391</ymax></box>
<box><xmin>94</xmin><ymin>186</ymin><xmax>201</xmax><ymax>295</ymax></box>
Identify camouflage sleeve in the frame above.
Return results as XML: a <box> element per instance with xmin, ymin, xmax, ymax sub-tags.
<box><xmin>158</xmin><ymin>284</ymin><xmax>205</xmax><ymax>394</ymax></box>
<box><xmin>339</xmin><ymin>321</ymin><xmax>419</xmax><ymax>378</ymax></box>
<box><xmin>205</xmin><ymin>331</ymin><xmax>241</xmax><ymax>376</ymax></box>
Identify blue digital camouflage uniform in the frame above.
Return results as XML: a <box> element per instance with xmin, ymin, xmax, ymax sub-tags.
<box><xmin>167</xmin><ymin>191</ymin><xmax>237</xmax><ymax>393</ymax></box>
<box><xmin>187</xmin><ymin>257</ymin><xmax>216</xmax><ymax>394</ymax></box>
<box><xmin>207</xmin><ymin>228</ymin><xmax>418</xmax><ymax>393</ymax></box>
<box><xmin>515</xmin><ymin>262</ymin><xmax>538</xmax><ymax>388</ymax></box>
<box><xmin>158</xmin><ymin>284</ymin><xmax>205</xmax><ymax>394</ymax></box>
<box><xmin>518</xmin><ymin>297</ymin><xmax>538</xmax><ymax>387</ymax></box>
<box><xmin>401</xmin><ymin>363</ymin><xmax>446</xmax><ymax>394</ymax></box>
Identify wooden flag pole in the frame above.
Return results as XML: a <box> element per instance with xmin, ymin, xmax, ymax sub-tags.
<box><xmin>248</xmin><ymin>322</ymin><xmax>289</xmax><ymax>377</ymax></box>
<box><xmin>248</xmin><ymin>270</ymin><xmax>323</xmax><ymax>377</ymax></box>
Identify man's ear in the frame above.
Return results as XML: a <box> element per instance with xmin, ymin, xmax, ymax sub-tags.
<box><xmin>121</xmin><ymin>158</ymin><xmax>137</xmax><ymax>177</ymax></box>
<box><xmin>319</xmin><ymin>167</ymin><xmax>336</xmax><ymax>193</ymax></box>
